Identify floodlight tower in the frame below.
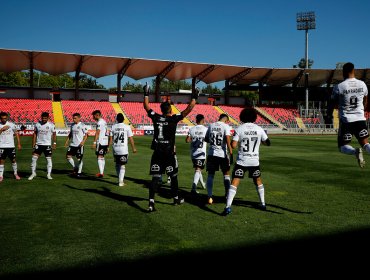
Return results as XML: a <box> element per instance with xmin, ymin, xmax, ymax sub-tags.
<box><xmin>296</xmin><ymin>11</ymin><xmax>316</xmax><ymax>116</ymax></box>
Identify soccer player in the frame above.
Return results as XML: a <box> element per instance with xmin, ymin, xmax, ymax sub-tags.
<box><xmin>28</xmin><ymin>112</ymin><xmax>56</xmax><ymax>180</ymax></box>
<box><xmin>92</xmin><ymin>110</ymin><xmax>109</xmax><ymax>178</ymax></box>
<box><xmin>64</xmin><ymin>113</ymin><xmax>88</xmax><ymax>178</ymax></box>
<box><xmin>0</xmin><ymin>112</ymin><xmax>21</xmax><ymax>181</ymax></box>
<box><xmin>185</xmin><ymin>114</ymin><xmax>207</xmax><ymax>194</ymax></box>
<box><xmin>109</xmin><ymin>113</ymin><xmax>137</xmax><ymax>187</ymax></box>
<box><xmin>143</xmin><ymin>83</ymin><xmax>197</xmax><ymax>212</ymax></box>
<box><xmin>204</xmin><ymin>113</ymin><xmax>233</xmax><ymax>205</ymax></box>
<box><xmin>327</xmin><ymin>62</ymin><xmax>369</xmax><ymax>168</ymax></box>
<box><xmin>222</xmin><ymin>108</ymin><xmax>271</xmax><ymax>215</ymax></box>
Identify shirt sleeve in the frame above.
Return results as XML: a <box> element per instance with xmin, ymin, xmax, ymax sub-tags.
<box><xmin>260</xmin><ymin>128</ymin><xmax>268</xmax><ymax>142</ymax></box>
<box><xmin>127</xmin><ymin>126</ymin><xmax>133</xmax><ymax>137</ymax></box>
<box><xmin>233</xmin><ymin>127</ymin><xmax>240</xmax><ymax>142</ymax></box>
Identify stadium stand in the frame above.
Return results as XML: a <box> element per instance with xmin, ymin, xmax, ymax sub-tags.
<box><xmin>175</xmin><ymin>104</ymin><xmax>220</xmax><ymax>125</ymax></box>
<box><xmin>218</xmin><ymin>105</ymin><xmax>271</xmax><ymax>125</ymax></box>
<box><xmin>259</xmin><ymin>105</ymin><xmax>300</xmax><ymax>127</ymax></box>
<box><xmin>0</xmin><ymin>99</ymin><xmax>53</xmax><ymax>123</ymax></box>
<box><xmin>61</xmin><ymin>100</ymin><xmax>116</xmax><ymax>124</ymax></box>
<box><xmin>119</xmin><ymin>102</ymin><xmax>163</xmax><ymax>126</ymax></box>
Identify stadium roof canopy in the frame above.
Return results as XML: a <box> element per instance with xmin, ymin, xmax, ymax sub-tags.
<box><xmin>1</xmin><ymin>48</ymin><xmax>369</xmax><ymax>88</ymax></box>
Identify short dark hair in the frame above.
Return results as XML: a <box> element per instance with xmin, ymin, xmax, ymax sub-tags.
<box><xmin>219</xmin><ymin>113</ymin><xmax>229</xmax><ymax>121</ymax></box>
<box><xmin>92</xmin><ymin>110</ymin><xmax>101</xmax><ymax>116</ymax></box>
<box><xmin>0</xmin><ymin>112</ymin><xmax>8</xmax><ymax>118</ymax></box>
<box><xmin>239</xmin><ymin>107</ymin><xmax>257</xmax><ymax>123</ymax></box>
<box><xmin>116</xmin><ymin>113</ymin><xmax>124</xmax><ymax>123</ymax></box>
<box><xmin>72</xmin><ymin>113</ymin><xmax>81</xmax><ymax>118</ymax></box>
<box><xmin>343</xmin><ymin>62</ymin><xmax>354</xmax><ymax>79</ymax></box>
<box><xmin>41</xmin><ymin>112</ymin><xmax>49</xmax><ymax>118</ymax></box>
<box><xmin>160</xmin><ymin>102</ymin><xmax>171</xmax><ymax>114</ymax></box>
<box><xmin>196</xmin><ymin>114</ymin><xmax>204</xmax><ymax>124</ymax></box>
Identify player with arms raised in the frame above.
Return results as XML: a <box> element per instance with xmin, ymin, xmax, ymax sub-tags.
<box><xmin>143</xmin><ymin>83</ymin><xmax>197</xmax><ymax>212</ymax></box>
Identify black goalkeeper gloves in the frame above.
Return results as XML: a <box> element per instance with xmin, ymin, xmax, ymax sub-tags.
<box><xmin>143</xmin><ymin>82</ymin><xmax>150</xmax><ymax>97</ymax></box>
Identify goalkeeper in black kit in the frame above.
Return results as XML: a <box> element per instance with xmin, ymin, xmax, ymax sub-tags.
<box><xmin>143</xmin><ymin>83</ymin><xmax>198</xmax><ymax>212</ymax></box>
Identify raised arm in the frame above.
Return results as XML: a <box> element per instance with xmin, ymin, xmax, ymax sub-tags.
<box><xmin>181</xmin><ymin>88</ymin><xmax>199</xmax><ymax>118</ymax></box>
<box><xmin>143</xmin><ymin>82</ymin><xmax>151</xmax><ymax>112</ymax></box>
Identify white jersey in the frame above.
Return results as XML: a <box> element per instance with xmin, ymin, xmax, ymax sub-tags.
<box><xmin>110</xmin><ymin>123</ymin><xmax>133</xmax><ymax>155</ymax></box>
<box><xmin>0</xmin><ymin>121</ymin><xmax>17</xmax><ymax>148</ymax></box>
<box><xmin>69</xmin><ymin>122</ymin><xmax>88</xmax><ymax>147</ymax></box>
<box><xmin>233</xmin><ymin>123</ymin><xmax>268</xmax><ymax>167</ymax></box>
<box><xmin>332</xmin><ymin>78</ymin><xmax>368</xmax><ymax>123</ymax></box>
<box><xmin>187</xmin><ymin>125</ymin><xmax>207</xmax><ymax>159</ymax></box>
<box><xmin>206</xmin><ymin>121</ymin><xmax>231</xmax><ymax>158</ymax></box>
<box><xmin>34</xmin><ymin>121</ymin><xmax>55</xmax><ymax>146</ymax></box>
<box><xmin>96</xmin><ymin>118</ymin><xmax>109</xmax><ymax>146</ymax></box>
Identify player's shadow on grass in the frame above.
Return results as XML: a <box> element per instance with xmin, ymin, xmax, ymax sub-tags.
<box><xmin>181</xmin><ymin>190</ymin><xmax>229</xmax><ymax>215</ymax></box>
<box><xmin>233</xmin><ymin>198</ymin><xmax>313</xmax><ymax>214</ymax></box>
<box><xmin>63</xmin><ymin>184</ymin><xmax>148</xmax><ymax>213</ymax></box>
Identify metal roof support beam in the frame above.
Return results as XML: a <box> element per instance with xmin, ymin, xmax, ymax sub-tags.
<box><xmin>261</xmin><ymin>69</ymin><xmax>274</xmax><ymax>85</ymax></box>
<box><xmin>74</xmin><ymin>56</ymin><xmax>84</xmax><ymax>100</ymax></box>
<box><xmin>116</xmin><ymin>59</ymin><xmax>132</xmax><ymax>102</ymax></box>
<box><xmin>292</xmin><ymin>69</ymin><xmax>305</xmax><ymax>88</ymax></box>
<box><xmin>326</xmin><ymin>70</ymin><xmax>335</xmax><ymax>88</ymax></box>
<box><xmin>154</xmin><ymin>62</ymin><xmax>176</xmax><ymax>102</ymax></box>
<box><xmin>192</xmin><ymin>65</ymin><xmax>216</xmax><ymax>94</ymax></box>
<box><xmin>29</xmin><ymin>52</ymin><xmax>34</xmax><ymax>99</ymax></box>
<box><xmin>229</xmin><ymin>67</ymin><xmax>252</xmax><ymax>85</ymax></box>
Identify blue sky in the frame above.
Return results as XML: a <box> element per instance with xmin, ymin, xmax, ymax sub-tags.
<box><xmin>2</xmin><ymin>0</ymin><xmax>370</xmax><ymax>88</ymax></box>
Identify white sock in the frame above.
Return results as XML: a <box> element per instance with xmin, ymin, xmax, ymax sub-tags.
<box><xmin>119</xmin><ymin>165</ymin><xmax>126</xmax><ymax>182</ymax></box>
<box><xmin>12</xmin><ymin>163</ymin><xmax>18</xmax><ymax>175</ymax></box>
<box><xmin>192</xmin><ymin>170</ymin><xmax>201</xmax><ymax>190</ymax></box>
<box><xmin>0</xmin><ymin>164</ymin><xmax>4</xmax><ymax>177</ymax></box>
<box><xmin>199</xmin><ymin>172</ymin><xmax>205</xmax><ymax>185</ymax></box>
<box><xmin>226</xmin><ymin>185</ymin><xmax>237</xmax><ymax>208</ymax></box>
<box><xmin>256</xmin><ymin>184</ymin><xmax>265</xmax><ymax>205</ymax></box>
<box><xmin>67</xmin><ymin>157</ymin><xmax>75</xmax><ymax>168</ymax></box>
<box><xmin>340</xmin><ymin>145</ymin><xmax>356</xmax><ymax>155</ymax></box>
<box><xmin>363</xmin><ymin>143</ymin><xmax>370</xmax><ymax>154</ymax></box>
<box><xmin>207</xmin><ymin>174</ymin><xmax>214</xmax><ymax>197</ymax></box>
<box><xmin>31</xmin><ymin>155</ymin><xmax>38</xmax><ymax>174</ymax></box>
<box><xmin>78</xmin><ymin>160</ymin><xmax>83</xmax><ymax>173</ymax></box>
<box><xmin>98</xmin><ymin>157</ymin><xmax>105</xmax><ymax>174</ymax></box>
<box><xmin>46</xmin><ymin>157</ymin><xmax>52</xmax><ymax>175</ymax></box>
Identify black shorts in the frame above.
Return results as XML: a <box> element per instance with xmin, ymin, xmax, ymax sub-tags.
<box><xmin>114</xmin><ymin>154</ymin><xmax>128</xmax><ymax>165</ymax></box>
<box><xmin>33</xmin><ymin>145</ymin><xmax>52</xmax><ymax>157</ymax></box>
<box><xmin>192</xmin><ymin>158</ymin><xmax>206</xmax><ymax>169</ymax></box>
<box><xmin>0</xmin><ymin>148</ymin><xmax>16</xmax><ymax>160</ymax></box>
<box><xmin>95</xmin><ymin>144</ymin><xmax>108</xmax><ymax>156</ymax></box>
<box><xmin>66</xmin><ymin>146</ymin><xmax>84</xmax><ymax>159</ymax></box>
<box><xmin>206</xmin><ymin>155</ymin><xmax>230</xmax><ymax>174</ymax></box>
<box><xmin>338</xmin><ymin>120</ymin><xmax>369</xmax><ymax>147</ymax></box>
<box><xmin>150</xmin><ymin>151</ymin><xmax>178</xmax><ymax>176</ymax></box>
<box><xmin>232</xmin><ymin>164</ymin><xmax>261</xmax><ymax>179</ymax></box>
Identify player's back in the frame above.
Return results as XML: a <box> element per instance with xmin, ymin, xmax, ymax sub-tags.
<box><xmin>234</xmin><ymin>122</ymin><xmax>267</xmax><ymax>167</ymax></box>
<box><xmin>111</xmin><ymin>123</ymin><xmax>132</xmax><ymax>155</ymax></box>
<box><xmin>206</xmin><ymin>121</ymin><xmax>230</xmax><ymax>158</ymax></box>
<box><xmin>335</xmin><ymin>78</ymin><xmax>368</xmax><ymax>123</ymax></box>
<box><xmin>189</xmin><ymin>124</ymin><xmax>207</xmax><ymax>159</ymax></box>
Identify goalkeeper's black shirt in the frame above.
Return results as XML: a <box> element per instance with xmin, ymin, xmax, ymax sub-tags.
<box><xmin>147</xmin><ymin>109</ymin><xmax>183</xmax><ymax>154</ymax></box>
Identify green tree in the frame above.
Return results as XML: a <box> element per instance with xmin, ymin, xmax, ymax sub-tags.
<box><xmin>297</xmin><ymin>58</ymin><xmax>314</xmax><ymax>69</ymax></box>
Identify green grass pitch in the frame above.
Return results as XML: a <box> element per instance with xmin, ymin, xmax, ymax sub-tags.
<box><xmin>0</xmin><ymin>135</ymin><xmax>369</xmax><ymax>277</ymax></box>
